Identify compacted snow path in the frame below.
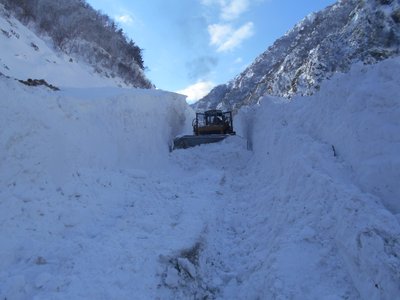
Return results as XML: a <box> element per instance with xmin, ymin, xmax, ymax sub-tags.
<box><xmin>159</xmin><ymin>136</ymin><xmax>252</xmax><ymax>298</ymax></box>
<box><xmin>162</xmin><ymin>137</ymin><xmax>360</xmax><ymax>300</ymax></box>
<box><xmin>162</xmin><ymin>128</ymin><xmax>400</xmax><ymax>300</ymax></box>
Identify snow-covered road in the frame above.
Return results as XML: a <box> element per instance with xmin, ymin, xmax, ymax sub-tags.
<box><xmin>163</xmin><ymin>137</ymin><xmax>363</xmax><ymax>299</ymax></box>
<box><xmin>1</xmin><ymin>57</ymin><xmax>400</xmax><ymax>299</ymax></box>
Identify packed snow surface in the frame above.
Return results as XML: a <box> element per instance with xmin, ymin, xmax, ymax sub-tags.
<box><xmin>1</xmin><ymin>58</ymin><xmax>399</xmax><ymax>299</ymax></box>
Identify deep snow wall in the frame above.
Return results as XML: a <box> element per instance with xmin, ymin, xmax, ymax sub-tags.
<box><xmin>239</xmin><ymin>57</ymin><xmax>400</xmax><ymax>214</ymax></box>
<box><xmin>0</xmin><ymin>77</ymin><xmax>191</xmax><ymax>187</ymax></box>
<box><xmin>0</xmin><ymin>75</ymin><xmax>197</xmax><ymax>299</ymax></box>
<box><xmin>236</xmin><ymin>57</ymin><xmax>400</xmax><ymax>299</ymax></box>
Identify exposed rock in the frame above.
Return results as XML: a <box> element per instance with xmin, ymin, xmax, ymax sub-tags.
<box><xmin>19</xmin><ymin>78</ymin><xmax>60</xmax><ymax>91</ymax></box>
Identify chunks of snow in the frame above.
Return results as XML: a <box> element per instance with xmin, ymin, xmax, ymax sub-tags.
<box><xmin>164</xmin><ymin>266</ymin><xmax>180</xmax><ymax>288</ymax></box>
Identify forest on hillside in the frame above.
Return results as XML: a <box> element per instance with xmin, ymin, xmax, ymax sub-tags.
<box><xmin>0</xmin><ymin>0</ymin><xmax>152</xmax><ymax>88</ymax></box>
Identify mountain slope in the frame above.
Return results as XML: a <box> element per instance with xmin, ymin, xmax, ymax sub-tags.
<box><xmin>0</xmin><ymin>1</ymin><xmax>151</xmax><ymax>88</ymax></box>
<box><xmin>0</xmin><ymin>6</ymin><xmax>118</xmax><ymax>88</ymax></box>
<box><xmin>195</xmin><ymin>0</ymin><xmax>400</xmax><ymax>110</ymax></box>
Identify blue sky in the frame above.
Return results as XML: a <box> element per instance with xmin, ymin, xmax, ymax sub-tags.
<box><xmin>85</xmin><ymin>0</ymin><xmax>336</xmax><ymax>103</ymax></box>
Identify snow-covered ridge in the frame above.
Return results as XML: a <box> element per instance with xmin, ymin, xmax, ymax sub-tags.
<box><xmin>0</xmin><ymin>5</ymin><xmax>132</xmax><ymax>88</ymax></box>
<box><xmin>195</xmin><ymin>0</ymin><xmax>400</xmax><ymax>110</ymax></box>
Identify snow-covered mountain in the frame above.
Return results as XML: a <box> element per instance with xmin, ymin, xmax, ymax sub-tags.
<box><xmin>0</xmin><ymin>2</ymin><xmax>151</xmax><ymax>88</ymax></box>
<box><xmin>194</xmin><ymin>0</ymin><xmax>400</xmax><ymax>110</ymax></box>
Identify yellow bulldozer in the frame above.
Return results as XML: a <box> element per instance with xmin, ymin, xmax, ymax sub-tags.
<box><xmin>173</xmin><ymin>109</ymin><xmax>236</xmax><ymax>150</ymax></box>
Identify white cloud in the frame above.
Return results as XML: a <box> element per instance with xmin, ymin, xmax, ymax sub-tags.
<box><xmin>176</xmin><ymin>81</ymin><xmax>215</xmax><ymax>104</ymax></box>
<box><xmin>200</xmin><ymin>0</ymin><xmax>249</xmax><ymax>21</ymax></box>
<box><xmin>208</xmin><ymin>22</ymin><xmax>254</xmax><ymax>52</ymax></box>
<box><xmin>201</xmin><ymin>0</ymin><xmax>256</xmax><ymax>52</ymax></box>
<box><xmin>116</xmin><ymin>14</ymin><xmax>134</xmax><ymax>25</ymax></box>
<box><xmin>208</xmin><ymin>23</ymin><xmax>232</xmax><ymax>46</ymax></box>
<box><xmin>221</xmin><ymin>0</ymin><xmax>249</xmax><ymax>21</ymax></box>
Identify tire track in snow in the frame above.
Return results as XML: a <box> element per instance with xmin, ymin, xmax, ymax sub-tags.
<box><xmin>159</xmin><ymin>136</ymin><xmax>253</xmax><ymax>299</ymax></box>
<box><xmin>161</xmin><ymin>134</ymin><xmax>371</xmax><ymax>299</ymax></box>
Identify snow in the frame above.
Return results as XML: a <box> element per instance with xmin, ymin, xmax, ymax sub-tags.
<box><xmin>0</xmin><ymin>77</ymin><xmax>195</xmax><ymax>299</ymax></box>
<box><xmin>1</xmin><ymin>31</ymin><xmax>400</xmax><ymax>300</ymax></box>
<box><xmin>233</xmin><ymin>57</ymin><xmax>400</xmax><ymax>299</ymax></box>
<box><xmin>195</xmin><ymin>0</ymin><xmax>400</xmax><ymax>111</ymax></box>
<box><xmin>0</xmin><ymin>6</ymin><xmax>128</xmax><ymax>88</ymax></box>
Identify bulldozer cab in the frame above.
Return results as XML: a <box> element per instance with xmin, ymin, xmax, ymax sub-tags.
<box><xmin>192</xmin><ymin>110</ymin><xmax>235</xmax><ymax>135</ymax></box>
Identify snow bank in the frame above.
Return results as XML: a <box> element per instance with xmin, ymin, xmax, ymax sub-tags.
<box><xmin>0</xmin><ymin>77</ymin><xmax>191</xmax><ymax>186</ymax></box>
<box><xmin>234</xmin><ymin>57</ymin><xmax>400</xmax><ymax>299</ymax></box>
<box><xmin>0</xmin><ymin>76</ymin><xmax>197</xmax><ymax>299</ymax></box>
<box><xmin>242</xmin><ymin>57</ymin><xmax>400</xmax><ymax>214</ymax></box>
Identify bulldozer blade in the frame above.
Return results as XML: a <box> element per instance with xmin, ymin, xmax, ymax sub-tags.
<box><xmin>173</xmin><ymin>134</ymin><xmax>229</xmax><ymax>150</ymax></box>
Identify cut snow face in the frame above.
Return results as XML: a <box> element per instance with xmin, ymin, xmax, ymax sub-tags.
<box><xmin>241</xmin><ymin>57</ymin><xmax>400</xmax><ymax>215</ymax></box>
<box><xmin>232</xmin><ymin>57</ymin><xmax>400</xmax><ymax>299</ymax></box>
<box><xmin>0</xmin><ymin>57</ymin><xmax>399</xmax><ymax>299</ymax></box>
<box><xmin>0</xmin><ymin>79</ymin><xmax>191</xmax><ymax>181</ymax></box>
